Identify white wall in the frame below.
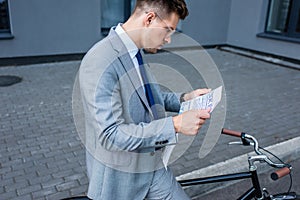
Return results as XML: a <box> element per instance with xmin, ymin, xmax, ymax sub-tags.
<box><xmin>0</xmin><ymin>0</ymin><xmax>101</xmax><ymax>58</ymax></box>
<box><xmin>182</xmin><ymin>0</ymin><xmax>232</xmax><ymax>46</ymax></box>
<box><xmin>227</xmin><ymin>0</ymin><xmax>300</xmax><ymax>60</ymax></box>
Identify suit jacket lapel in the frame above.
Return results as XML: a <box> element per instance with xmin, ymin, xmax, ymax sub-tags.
<box><xmin>108</xmin><ymin>29</ymin><xmax>154</xmax><ymax>118</ymax></box>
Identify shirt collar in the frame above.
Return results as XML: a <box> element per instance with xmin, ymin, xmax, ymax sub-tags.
<box><xmin>115</xmin><ymin>23</ymin><xmax>139</xmax><ymax>59</ymax></box>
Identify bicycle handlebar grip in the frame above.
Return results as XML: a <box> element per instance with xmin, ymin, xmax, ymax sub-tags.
<box><xmin>271</xmin><ymin>167</ymin><xmax>291</xmax><ymax>181</ymax></box>
<box><xmin>222</xmin><ymin>128</ymin><xmax>242</xmax><ymax>137</ymax></box>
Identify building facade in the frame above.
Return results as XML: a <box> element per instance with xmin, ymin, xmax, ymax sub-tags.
<box><xmin>0</xmin><ymin>0</ymin><xmax>299</xmax><ymax>60</ymax></box>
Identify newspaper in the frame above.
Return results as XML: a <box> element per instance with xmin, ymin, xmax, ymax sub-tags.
<box><xmin>179</xmin><ymin>86</ymin><xmax>223</xmax><ymax>114</ymax></box>
<box><xmin>162</xmin><ymin>86</ymin><xmax>223</xmax><ymax>169</ymax></box>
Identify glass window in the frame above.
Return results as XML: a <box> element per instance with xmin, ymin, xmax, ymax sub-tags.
<box><xmin>266</xmin><ymin>0</ymin><xmax>291</xmax><ymax>33</ymax></box>
<box><xmin>266</xmin><ymin>0</ymin><xmax>300</xmax><ymax>38</ymax></box>
<box><xmin>0</xmin><ymin>0</ymin><xmax>10</xmax><ymax>33</ymax></box>
<box><xmin>288</xmin><ymin>0</ymin><xmax>300</xmax><ymax>37</ymax></box>
<box><xmin>101</xmin><ymin>0</ymin><xmax>136</xmax><ymax>35</ymax></box>
<box><xmin>101</xmin><ymin>0</ymin><xmax>125</xmax><ymax>30</ymax></box>
<box><xmin>296</xmin><ymin>13</ymin><xmax>300</xmax><ymax>33</ymax></box>
<box><xmin>100</xmin><ymin>0</ymin><xmax>182</xmax><ymax>35</ymax></box>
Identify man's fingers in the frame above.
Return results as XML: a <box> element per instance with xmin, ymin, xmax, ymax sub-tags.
<box><xmin>184</xmin><ymin>88</ymin><xmax>212</xmax><ymax>101</ymax></box>
<box><xmin>175</xmin><ymin>109</ymin><xmax>211</xmax><ymax>136</ymax></box>
<box><xmin>196</xmin><ymin>118</ymin><xmax>206</xmax><ymax>126</ymax></box>
<box><xmin>194</xmin><ymin>88</ymin><xmax>211</xmax><ymax>96</ymax></box>
<box><xmin>196</xmin><ymin>109</ymin><xmax>211</xmax><ymax>119</ymax></box>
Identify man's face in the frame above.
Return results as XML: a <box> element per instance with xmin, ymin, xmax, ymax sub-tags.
<box><xmin>144</xmin><ymin>12</ymin><xmax>179</xmax><ymax>50</ymax></box>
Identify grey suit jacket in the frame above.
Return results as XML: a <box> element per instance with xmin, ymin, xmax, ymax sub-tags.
<box><xmin>79</xmin><ymin>28</ymin><xmax>181</xmax><ymax>199</ymax></box>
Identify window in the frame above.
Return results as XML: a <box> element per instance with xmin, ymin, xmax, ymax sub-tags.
<box><xmin>101</xmin><ymin>0</ymin><xmax>136</xmax><ymax>35</ymax></box>
<box><xmin>0</xmin><ymin>0</ymin><xmax>10</xmax><ymax>33</ymax></box>
<box><xmin>265</xmin><ymin>0</ymin><xmax>300</xmax><ymax>39</ymax></box>
<box><xmin>100</xmin><ymin>0</ymin><xmax>182</xmax><ymax>36</ymax></box>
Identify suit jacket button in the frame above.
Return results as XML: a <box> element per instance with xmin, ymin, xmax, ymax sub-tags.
<box><xmin>150</xmin><ymin>152</ymin><xmax>155</xmax><ymax>156</ymax></box>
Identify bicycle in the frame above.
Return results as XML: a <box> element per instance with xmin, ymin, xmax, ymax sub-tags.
<box><xmin>178</xmin><ymin>128</ymin><xmax>300</xmax><ymax>200</ymax></box>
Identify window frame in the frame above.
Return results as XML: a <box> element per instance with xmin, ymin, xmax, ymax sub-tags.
<box><xmin>101</xmin><ymin>0</ymin><xmax>134</xmax><ymax>36</ymax></box>
<box><xmin>0</xmin><ymin>0</ymin><xmax>13</xmax><ymax>39</ymax></box>
<box><xmin>259</xmin><ymin>0</ymin><xmax>300</xmax><ymax>42</ymax></box>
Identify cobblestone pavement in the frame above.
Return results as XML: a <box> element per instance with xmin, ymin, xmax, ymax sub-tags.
<box><xmin>0</xmin><ymin>48</ymin><xmax>299</xmax><ymax>200</ymax></box>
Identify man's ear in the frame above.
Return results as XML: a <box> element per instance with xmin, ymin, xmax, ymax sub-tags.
<box><xmin>144</xmin><ymin>11</ymin><xmax>156</xmax><ymax>26</ymax></box>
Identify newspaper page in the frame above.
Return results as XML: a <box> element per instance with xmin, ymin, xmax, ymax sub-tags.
<box><xmin>162</xmin><ymin>86</ymin><xmax>223</xmax><ymax>169</ymax></box>
<box><xmin>179</xmin><ymin>86</ymin><xmax>223</xmax><ymax>114</ymax></box>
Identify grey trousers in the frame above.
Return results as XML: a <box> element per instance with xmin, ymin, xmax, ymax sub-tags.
<box><xmin>86</xmin><ymin>151</ymin><xmax>190</xmax><ymax>200</ymax></box>
<box><xmin>145</xmin><ymin>167</ymin><xmax>191</xmax><ymax>200</ymax></box>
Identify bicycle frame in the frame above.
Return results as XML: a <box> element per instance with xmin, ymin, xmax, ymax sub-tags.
<box><xmin>179</xmin><ymin>168</ymin><xmax>263</xmax><ymax>200</ymax></box>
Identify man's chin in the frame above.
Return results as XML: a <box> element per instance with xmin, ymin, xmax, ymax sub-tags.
<box><xmin>144</xmin><ymin>48</ymin><xmax>158</xmax><ymax>54</ymax></box>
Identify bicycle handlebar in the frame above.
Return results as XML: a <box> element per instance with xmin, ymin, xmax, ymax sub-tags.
<box><xmin>271</xmin><ymin>167</ymin><xmax>291</xmax><ymax>181</ymax></box>
<box><xmin>222</xmin><ymin>128</ymin><xmax>242</xmax><ymax>137</ymax></box>
<box><xmin>222</xmin><ymin>128</ymin><xmax>261</xmax><ymax>154</ymax></box>
<box><xmin>222</xmin><ymin>128</ymin><xmax>290</xmax><ymax>170</ymax></box>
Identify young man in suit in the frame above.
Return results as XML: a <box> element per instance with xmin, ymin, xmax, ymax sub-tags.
<box><xmin>79</xmin><ymin>0</ymin><xmax>211</xmax><ymax>199</ymax></box>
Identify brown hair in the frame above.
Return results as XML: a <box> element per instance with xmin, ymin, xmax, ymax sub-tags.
<box><xmin>134</xmin><ymin>0</ymin><xmax>189</xmax><ymax>20</ymax></box>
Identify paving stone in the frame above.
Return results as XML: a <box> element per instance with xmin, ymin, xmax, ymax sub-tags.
<box><xmin>17</xmin><ymin>184</ymin><xmax>42</xmax><ymax>196</ymax></box>
<box><xmin>13</xmin><ymin>194</ymin><xmax>33</xmax><ymax>200</ymax></box>
<box><xmin>70</xmin><ymin>185</ymin><xmax>88</xmax><ymax>197</ymax></box>
<box><xmin>5</xmin><ymin>179</ymin><xmax>29</xmax><ymax>192</ymax></box>
<box><xmin>56</xmin><ymin>180</ymin><xmax>79</xmax><ymax>192</ymax></box>
<box><xmin>32</xmin><ymin>186</ymin><xmax>57</xmax><ymax>199</ymax></box>
<box><xmin>1</xmin><ymin>168</ymin><xmax>25</xmax><ymax>180</ymax></box>
<box><xmin>0</xmin><ymin>190</ymin><xmax>18</xmax><ymax>199</ymax></box>
<box><xmin>52</xmin><ymin>169</ymin><xmax>75</xmax><ymax>179</ymax></box>
<box><xmin>29</xmin><ymin>175</ymin><xmax>52</xmax><ymax>186</ymax></box>
<box><xmin>45</xmin><ymin>191</ymin><xmax>70</xmax><ymax>200</ymax></box>
<box><xmin>41</xmin><ymin>178</ymin><xmax>64</xmax><ymax>189</ymax></box>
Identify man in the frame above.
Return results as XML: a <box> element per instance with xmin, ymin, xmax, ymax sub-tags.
<box><xmin>79</xmin><ymin>0</ymin><xmax>211</xmax><ymax>199</ymax></box>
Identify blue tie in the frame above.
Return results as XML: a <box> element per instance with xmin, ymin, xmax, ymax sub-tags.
<box><xmin>136</xmin><ymin>50</ymin><xmax>157</xmax><ymax>118</ymax></box>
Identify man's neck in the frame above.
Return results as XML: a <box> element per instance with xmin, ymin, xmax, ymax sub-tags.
<box><xmin>122</xmin><ymin>17</ymin><xmax>144</xmax><ymax>49</ymax></box>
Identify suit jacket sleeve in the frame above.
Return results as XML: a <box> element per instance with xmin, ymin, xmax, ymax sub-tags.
<box><xmin>161</xmin><ymin>92</ymin><xmax>181</xmax><ymax>112</ymax></box>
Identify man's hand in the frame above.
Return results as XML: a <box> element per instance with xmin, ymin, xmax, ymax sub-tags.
<box><xmin>182</xmin><ymin>88</ymin><xmax>211</xmax><ymax>102</ymax></box>
<box><xmin>172</xmin><ymin>109</ymin><xmax>210</xmax><ymax>136</ymax></box>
